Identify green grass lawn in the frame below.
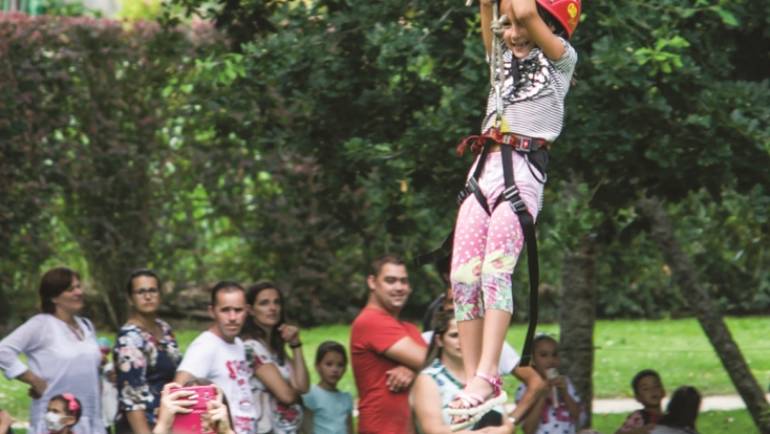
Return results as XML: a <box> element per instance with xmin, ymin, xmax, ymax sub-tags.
<box><xmin>2</xmin><ymin>316</ymin><xmax>768</xmax><ymax>433</ymax></box>
<box><xmin>506</xmin><ymin>316</ymin><xmax>770</xmax><ymax>398</ymax></box>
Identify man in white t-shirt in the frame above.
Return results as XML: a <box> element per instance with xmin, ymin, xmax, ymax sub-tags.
<box><xmin>175</xmin><ymin>281</ymin><xmax>257</xmax><ymax>434</ymax></box>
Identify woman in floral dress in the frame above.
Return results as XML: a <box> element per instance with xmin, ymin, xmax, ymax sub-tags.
<box><xmin>113</xmin><ymin>269</ymin><xmax>181</xmax><ymax>434</ymax></box>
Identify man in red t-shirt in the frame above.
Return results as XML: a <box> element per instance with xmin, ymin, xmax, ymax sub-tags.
<box><xmin>351</xmin><ymin>255</ymin><xmax>428</xmax><ymax>434</ymax></box>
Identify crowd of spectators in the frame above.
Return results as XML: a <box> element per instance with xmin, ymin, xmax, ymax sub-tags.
<box><xmin>0</xmin><ymin>258</ymin><xmax>704</xmax><ymax>434</ymax></box>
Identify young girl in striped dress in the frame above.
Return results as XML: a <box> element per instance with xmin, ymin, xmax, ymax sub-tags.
<box><xmin>449</xmin><ymin>0</ymin><xmax>582</xmax><ymax>422</ymax></box>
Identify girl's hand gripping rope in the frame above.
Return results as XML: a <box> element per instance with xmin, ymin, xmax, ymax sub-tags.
<box><xmin>491</xmin><ymin>13</ymin><xmax>509</xmax><ymax>36</ymax></box>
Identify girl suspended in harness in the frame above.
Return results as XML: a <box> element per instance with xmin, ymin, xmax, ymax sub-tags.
<box><xmin>446</xmin><ymin>0</ymin><xmax>581</xmax><ymax>427</ymax></box>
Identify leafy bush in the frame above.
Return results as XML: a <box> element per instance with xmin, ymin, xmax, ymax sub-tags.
<box><xmin>0</xmin><ymin>13</ymin><xmax>222</xmax><ymax>327</ymax></box>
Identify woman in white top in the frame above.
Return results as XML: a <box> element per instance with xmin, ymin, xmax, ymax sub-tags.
<box><xmin>0</xmin><ymin>267</ymin><xmax>104</xmax><ymax>434</ymax></box>
<box><xmin>241</xmin><ymin>282</ymin><xmax>309</xmax><ymax>434</ymax></box>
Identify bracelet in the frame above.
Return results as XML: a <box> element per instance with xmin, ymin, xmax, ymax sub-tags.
<box><xmin>289</xmin><ymin>341</ymin><xmax>302</xmax><ymax>349</ymax></box>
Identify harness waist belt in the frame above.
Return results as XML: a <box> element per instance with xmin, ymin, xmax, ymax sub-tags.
<box><xmin>456</xmin><ymin>128</ymin><xmax>550</xmax><ymax>156</ymax></box>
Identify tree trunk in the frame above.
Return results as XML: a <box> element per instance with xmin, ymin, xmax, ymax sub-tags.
<box><xmin>559</xmin><ymin>234</ymin><xmax>597</xmax><ymax>428</ymax></box>
<box><xmin>0</xmin><ymin>283</ymin><xmax>10</xmax><ymax>335</ymax></box>
<box><xmin>92</xmin><ymin>266</ymin><xmax>122</xmax><ymax>331</ymax></box>
<box><xmin>638</xmin><ymin>196</ymin><xmax>770</xmax><ymax>434</ymax></box>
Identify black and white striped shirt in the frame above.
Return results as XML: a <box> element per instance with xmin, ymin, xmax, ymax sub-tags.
<box><xmin>482</xmin><ymin>38</ymin><xmax>578</xmax><ymax>142</ymax></box>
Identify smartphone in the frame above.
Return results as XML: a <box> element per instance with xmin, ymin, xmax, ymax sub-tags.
<box><xmin>169</xmin><ymin>385</ymin><xmax>217</xmax><ymax>434</ymax></box>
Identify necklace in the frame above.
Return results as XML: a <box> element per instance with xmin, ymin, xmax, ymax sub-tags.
<box><xmin>55</xmin><ymin>314</ymin><xmax>84</xmax><ymax>341</ymax></box>
<box><xmin>129</xmin><ymin>317</ymin><xmax>162</xmax><ymax>341</ymax></box>
<box><xmin>65</xmin><ymin>320</ymin><xmax>84</xmax><ymax>341</ymax></box>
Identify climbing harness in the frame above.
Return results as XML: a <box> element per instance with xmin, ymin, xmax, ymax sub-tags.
<box><xmin>418</xmin><ymin>0</ymin><xmax>545</xmax><ymax>368</ymax></box>
<box><xmin>453</xmin><ymin>130</ymin><xmax>545</xmax><ymax>369</ymax></box>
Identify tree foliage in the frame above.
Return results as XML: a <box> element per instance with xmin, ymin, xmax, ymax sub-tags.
<box><xmin>559</xmin><ymin>0</ymin><xmax>770</xmax><ymax>315</ymax></box>
<box><xmin>564</xmin><ymin>0</ymin><xmax>770</xmax><ymax>207</ymax></box>
<box><xmin>1</xmin><ymin>0</ymin><xmax>769</xmax><ymax>326</ymax></box>
<box><xmin>0</xmin><ymin>14</ymin><xmax>219</xmax><ymax>327</ymax></box>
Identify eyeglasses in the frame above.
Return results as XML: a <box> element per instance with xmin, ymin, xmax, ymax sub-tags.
<box><xmin>133</xmin><ymin>287</ymin><xmax>159</xmax><ymax>296</ymax></box>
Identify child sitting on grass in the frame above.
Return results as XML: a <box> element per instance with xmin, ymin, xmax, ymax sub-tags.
<box><xmin>615</xmin><ymin>369</ymin><xmax>666</xmax><ymax>434</ymax></box>
<box><xmin>44</xmin><ymin>394</ymin><xmax>82</xmax><ymax>434</ymax></box>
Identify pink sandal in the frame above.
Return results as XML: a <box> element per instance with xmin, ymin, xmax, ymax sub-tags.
<box><xmin>446</xmin><ymin>372</ymin><xmax>508</xmax><ymax>427</ymax></box>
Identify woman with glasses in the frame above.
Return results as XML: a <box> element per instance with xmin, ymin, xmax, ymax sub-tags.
<box><xmin>113</xmin><ymin>269</ymin><xmax>181</xmax><ymax>434</ymax></box>
<box><xmin>0</xmin><ymin>267</ymin><xmax>104</xmax><ymax>434</ymax></box>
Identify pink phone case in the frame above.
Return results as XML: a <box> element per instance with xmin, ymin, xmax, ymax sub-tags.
<box><xmin>170</xmin><ymin>385</ymin><xmax>217</xmax><ymax>434</ymax></box>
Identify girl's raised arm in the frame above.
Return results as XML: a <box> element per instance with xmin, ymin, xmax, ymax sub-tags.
<box><xmin>510</xmin><ymin>0</ymin><xmax>566</xmax><ymax>60</ymax></box>
<box><xmin>480</xmin><ymin>0</ymin><xmax>495</xmax><ymax>55</ymax></box>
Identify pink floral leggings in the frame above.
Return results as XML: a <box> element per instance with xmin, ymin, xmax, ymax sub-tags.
<box><xmin>450</xmin><ymin>151</ymin><xmax>544</xmax><ymax>321</ymax></box>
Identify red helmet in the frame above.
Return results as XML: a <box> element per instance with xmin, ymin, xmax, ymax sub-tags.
<box><xmin>536</xmin><ymin>0</ymin><xmax>581</xmax><ymax>39</ymax></box>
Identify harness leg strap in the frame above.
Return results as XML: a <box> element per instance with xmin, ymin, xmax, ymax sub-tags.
<box><xmin>500</xmin><ymin>145</ymin><xmax>539</xmax><ymax>367</ymax></box>
<box><xmin>416</xmin><ymin>143</ymin><xmax>494</xmax><ymax>267</ymax></box>
<box><xmin>457</xmin><ymin>141</ymin><xmax>494</xmax><ymax>217</ymax></box>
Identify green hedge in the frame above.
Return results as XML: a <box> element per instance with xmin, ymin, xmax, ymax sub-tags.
<box><xmin>0</xmin><ymin>13</ymin><xmax>223</xmax><ymax>328</ymax></box>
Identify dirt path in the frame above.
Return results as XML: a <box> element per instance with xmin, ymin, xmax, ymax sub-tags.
<box><xmin>499</xmin><ymin>393</ymin><xmax>765</xmax><ymax>415</ymax></box>
<box><xmin>592</xmin><ymin>393</ymin><xmax>766</xmax><ymax>413</ymax></box>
